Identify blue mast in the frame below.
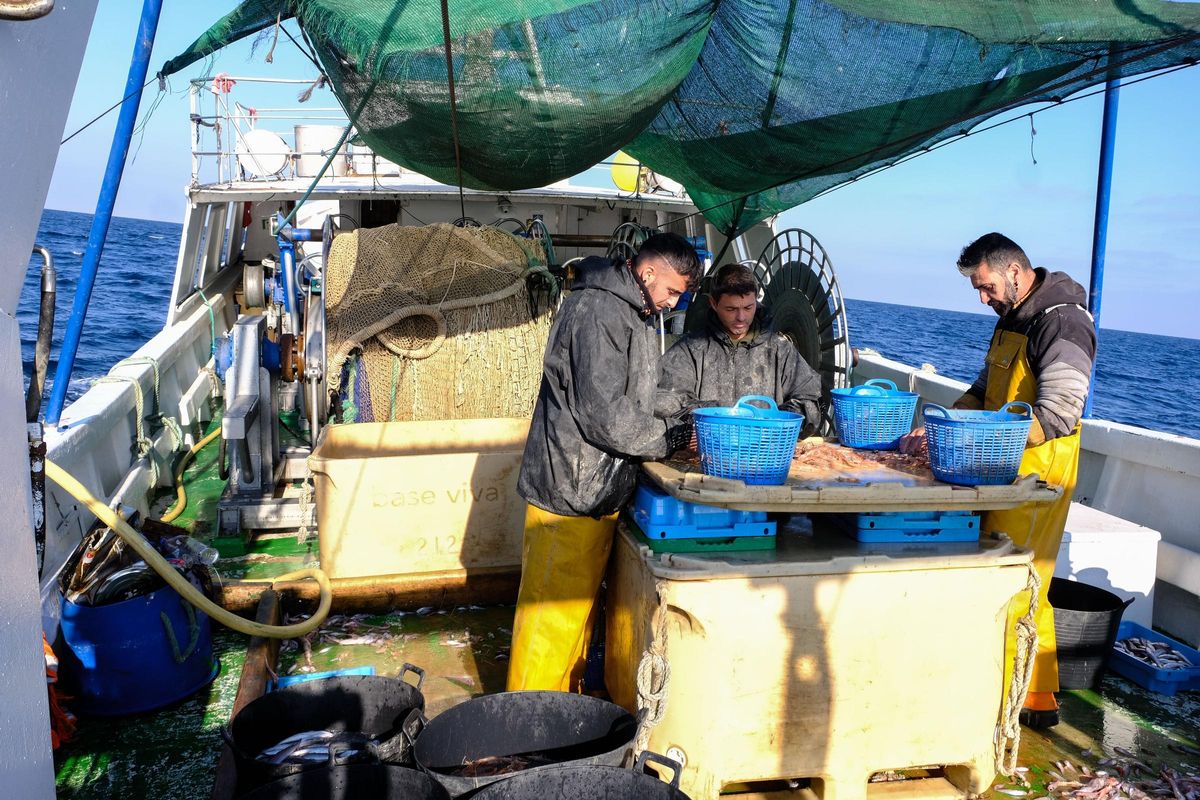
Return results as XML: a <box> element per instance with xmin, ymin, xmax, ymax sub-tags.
<box><xmin>1084</xmin><ymin>76</ymin><xmax>1120</xmax><ymax>419</ymax></box>
<box><xmin>45</xmin><ymin>0</ymin><xmax>165</xmax><ymax>426</ymax></box>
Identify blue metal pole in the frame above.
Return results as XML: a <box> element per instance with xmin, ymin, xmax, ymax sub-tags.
<box><xmin>1084</xmin><ymin>76</ymin><xmax>1120</xmax><ymax>419</ymax></box>
<box><xmin>45</xmin><ymin>0</ymin><xmax>164</xmax><ymax>426</ymax></box>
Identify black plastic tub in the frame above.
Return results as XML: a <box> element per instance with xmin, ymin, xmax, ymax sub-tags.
<box><xmin>240</xmin><ymin>762</ymin><xmax>449</xmax><ymax>800</ymax></box>
<box><xmin>413</xmin><ymin>690</ymin><xmax>637</xmax><ymax>797</ymax></box>
<box><xmin>1049</xmin><ymin>578</ymin><xmax>1133</xmax><ymax>690</ymax></box>
<box><xmin>227</xmin><ymin>668</ymin><xmax>426</xmax><ymax>794</ymax></box>
<box><xmin>469</xmin><ymin>753</ymin><xmax>691</xmax><ymax>800</ymax></box>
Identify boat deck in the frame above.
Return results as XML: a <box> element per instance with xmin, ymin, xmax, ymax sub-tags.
<box><xmin>53</xmin><ymin>427</ymin><xmax>1200</xmax><ymax>799</ymax></box>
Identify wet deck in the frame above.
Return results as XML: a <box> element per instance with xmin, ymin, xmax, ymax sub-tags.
<box><xmin>54</xmin><ymin>583</ymin><xmax>1199</xmax><ymax>799</ymax></box>
<box><xmin>53</xmin><ymin>424</ymin><xmax>1200</xmax><ymax>798</ymax></box>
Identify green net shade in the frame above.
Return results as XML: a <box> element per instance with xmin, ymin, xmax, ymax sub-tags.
<box><xmin>162</xmin><ymin>0</ymin><xmax>1200</xmax><ymax>235</ymax></box>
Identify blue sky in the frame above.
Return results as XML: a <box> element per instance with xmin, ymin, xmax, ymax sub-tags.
<box><xmin>46</xmin><ymin>1</ymin><xmax>1200</xmax><ymax>338</ymax></box>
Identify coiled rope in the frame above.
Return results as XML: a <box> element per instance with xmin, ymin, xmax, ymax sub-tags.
<box><xmin>995</xmin><ymin>558</ymin><xmax>1042</xmax><ymax>777</ymax></box>
<box><xmin>634</xmin><ymin>592</ymin><xmax>672</xmax><ymax>754</ymax></box>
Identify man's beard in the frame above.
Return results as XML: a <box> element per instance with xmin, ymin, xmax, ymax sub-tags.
<box><xmin>990</xmin><ymin>275</ymin><xmax>1019</xmax><ymax>317</ymax></box>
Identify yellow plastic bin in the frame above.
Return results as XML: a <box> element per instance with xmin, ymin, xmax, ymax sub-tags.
<box><xmin>308</xmin><ymin>419</ymin><xmax>530</xmax><ymax>579</ymax></box>
<box><xmin>606</xmin><ymin>522</ymin><xmax>1032</xmax><ymax>800</ymax></box>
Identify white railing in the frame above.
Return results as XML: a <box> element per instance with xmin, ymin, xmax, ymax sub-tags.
<box><xmin>187</xmin><ymin>75</ymin><xmax>402</xmax><ymax>186</ymax></box>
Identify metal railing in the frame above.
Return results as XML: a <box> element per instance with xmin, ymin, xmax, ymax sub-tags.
<box><xmin>188</xmin><ymin>75</ymin><xmax>402</xmax><ymax>186</ymax></box>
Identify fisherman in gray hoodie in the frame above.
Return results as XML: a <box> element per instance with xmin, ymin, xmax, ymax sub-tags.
<box><xmin>899</xmin><ymin>232</ymin><xmax>1096</xmax><ymax>730</ymax></box>
<box><xmin>657</xmin><ymin>262</ymin><xmax>822</xmax><ymax>435</ymax></box>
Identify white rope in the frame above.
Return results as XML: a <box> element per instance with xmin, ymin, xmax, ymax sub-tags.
<box><xmin>112</xmin><ymin>357</ymin><xmax>161</xmax><ymax>415</ymax></box>
<box><xmin>296</xmin><ymin>467</ymin><xmax>314</xmax><ymax>544</ymax></box>
<box><xmin>94</xmin><ymin>374</ymin><xmax>152</xmax><ymax>459</ymax></box>
<box><xmin>995</xmin><ymin>559</ymin><xmax>1042</xmax><ymax>777</ymax></box>
<box><xmin>109</xmin><ymin>356</ymin><xmax>187</xmax><ymax>453</ymax></box>
<box><xmin>634</xmin><ymin>593</ymin><xmax>671</xmax><ymax>754</ymax></box>
<box><xmin>327</xmin><ymin>278</ymin><xmax>527</xmax><ymax>392</ymax></box>
<box><xmin>203</xmin><ymin>365</ymin><xmax>223</xmax><ymax>398</ymax></box>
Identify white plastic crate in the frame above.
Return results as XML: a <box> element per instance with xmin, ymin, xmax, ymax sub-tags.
<box><xmin>1055</xmin><ymin>503</ymin><xmax>1161</xmax><ymax>628</ymax></box>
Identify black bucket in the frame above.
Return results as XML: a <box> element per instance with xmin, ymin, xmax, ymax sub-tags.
<box><xmin>469</xmin><ymin>752</ymin><xmax>691</xmax><ymax>800</ymax></box>
<box><xmin>227</xmin><ymin>667</ymin><xmax>426</xmax><ymax>794</ymax></box>
<box><xmin>240</xmin><ymin>761</ymin><xmax>449</xmax><ymax>800</ymax></box>
<box><xmin>413</xmin><ymin>691</ymin><xmax>637</xmax><ymax>798</ymax></box>
<box><xmin>1049</xmin><ymin>578</ymin><xmax>1133</xmax><ymax>690</ymax></box>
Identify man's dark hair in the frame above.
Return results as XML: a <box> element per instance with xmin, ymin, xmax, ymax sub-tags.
<box><xmin>709</xmin><ymin>263</ymin><xmax>758</xmax><ymax>300</ymax></box>
<box><xmin>633</xmin><ymin>232</ymin><xmax>703</xmax><ymax>289</ymax></box>
<box><xmin>957</xmin><ymin>232</ymin><xmax>1034</xmax><ymax>277</ymax></box>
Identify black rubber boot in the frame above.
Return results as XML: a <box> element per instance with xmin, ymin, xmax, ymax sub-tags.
<box><xmin>1019</xmin><ymin>707</ymin><xmax>1060</xmax><ymax>729</ymax></box>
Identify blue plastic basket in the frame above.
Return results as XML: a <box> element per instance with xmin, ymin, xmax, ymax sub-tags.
<box><xmin>835</xmin><ymin>376</ymin><xmax>916</xmax><ymax>450</ymax></box>
<box><xmin>693</xmin><ymin>395</ymin><xmax>804</xmax><ymax>485</ymax></box>
<box><xmin>831</xmin><ymin>379</ymin><xmax>918</xmax><ymax>450</ymax></box>
<box><xmin>923</xmin><ymin>401</ymin><xmax>1033</xmax><ymax>486</ymax></box>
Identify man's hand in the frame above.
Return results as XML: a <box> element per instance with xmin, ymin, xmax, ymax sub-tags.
<box><xmin>898</xmin><ymin>426</ymin><xmax>927</xmax><ymax>456</ymax></box>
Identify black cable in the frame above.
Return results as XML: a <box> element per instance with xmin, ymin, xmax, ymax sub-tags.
<box><xmin>281</xmin><ymin>22</ymin><xmax>324</xmax><ymax>73</ymax></box>
<box><xmin>61</xmin><ymin>75</ymin><xmax>159</xmax><ymax>145</ymax></box>
<box><xmin>279</xmin><ymin>416</ymin><xmax>311</xmax><ymax>447</ymax></box>
<box><xmin>439</xmin><ymin>0</ymin><xmax>469</xmax><ymax>225</ymax></box>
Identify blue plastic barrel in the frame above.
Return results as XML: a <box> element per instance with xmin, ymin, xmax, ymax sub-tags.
<box><xmin>58</xmin><ymin>583</ymin><xmax>219</xmax><ymax>715</ymax></box>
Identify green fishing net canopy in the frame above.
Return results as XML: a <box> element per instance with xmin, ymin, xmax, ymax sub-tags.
<box><xmin>162</xmin><ymin>0</ymin><xmax>1200</xmax><ymax>235</ymax></box>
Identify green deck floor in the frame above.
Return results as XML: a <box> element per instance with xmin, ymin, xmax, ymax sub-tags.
<box><xmin>53</xmin><ymin>593</ymin><xmax>1199</xmax><ymax>799</ymax></box>
<box><xmin>54</xmin><ymin>628</ymin><xmax>246</xmax><ymax>799</ymax></box>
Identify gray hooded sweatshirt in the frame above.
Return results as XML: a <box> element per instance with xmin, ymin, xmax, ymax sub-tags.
<box><xmin>517</xmin><ymin>256</ymin><xmax>676</xmax><ymax>518</ymax></box>
<box><xmin>657</xmin><ymin>307</ymin><xmax>822</xmax><ymax>434</ymax></box>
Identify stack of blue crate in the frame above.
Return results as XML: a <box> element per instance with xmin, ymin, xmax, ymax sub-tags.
<box><xmin>628</xmin><ymin>483</ymin><xmax>776</xmax><ymax>553</ymax></box>
<box><xmin>834</xmin><ymin>510</ymin><xmax>980</xmax><ymax>543</ymax></box>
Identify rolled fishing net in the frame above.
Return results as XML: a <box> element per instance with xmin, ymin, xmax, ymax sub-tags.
<box><xmin>325</xmin><ymin>223</ymin><xmax>553</xmax><ymax>422</ymax></box>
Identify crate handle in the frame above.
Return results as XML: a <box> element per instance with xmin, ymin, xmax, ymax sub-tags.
<box><xmin>328</xmin><ymin>733</ymin><xmax>378</xmax><ymax>767</ymax></box>
<box><xmin>734</xmin><ymin>395</ymin><xmax>778</xmax><ymax>416</ymax></box>
<box><xmin>635</xmin><ymin>751</ymin><xmax>683</xmax><ymax>789</ymax></box>
<box><xmin>922</xmin><ymin>403</ymin><xmax>951</xmax><ymax>420</ymax></box>
<box><xmin>399</xmin><ymin>662</ymin><xmax>426</xmax><ymax>690</ymax></box>
<box><xmin>864</xmin><ymin>378</ymin><xmax>898</xmax><ymax>391</ymax></box>
<box><xmin>999</xmin><ymin>401</ymin><xmax>1033</xmax><ymax>418</ymax></box>
<box><xmin>848</xmin><ymin>384</ymin><xmax>887</xmax><ymax>396</ymax></box>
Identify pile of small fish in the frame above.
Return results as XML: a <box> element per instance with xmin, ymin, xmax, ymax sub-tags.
<box><xmin>994</xmin><ymin>744</ymin><xmax>1200</xmax><ymax>800</ymax></box>
<box><xmin>1114</xmin><ymin>638</ymin><xmax>1195</xmax><ymax>670</ymax></box>
<box><xmin>256</xmin><ymin>730</ymin><xmax>371</xmax><ymax>766</ymax></box>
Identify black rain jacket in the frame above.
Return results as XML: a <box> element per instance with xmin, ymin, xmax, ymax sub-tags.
<box><xmin>517</xmin><ymin>257</ymin><xmax>674</xmax><ymax>517</ymax></box>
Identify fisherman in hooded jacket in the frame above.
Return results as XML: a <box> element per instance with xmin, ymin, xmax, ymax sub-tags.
<box><xmin>508</xmin><ymin>232</ymin><xmax>702</xmax><ymax>693</ymax></box>
<box><xmin>900</xmin><ymin>232</ymin><xmax>1096</xmax><ymax>729</ymax></box>
<box><xmin>657</xmin><ymin>262</ymin><xmax>823</xmax><ymax>435</ymax></box>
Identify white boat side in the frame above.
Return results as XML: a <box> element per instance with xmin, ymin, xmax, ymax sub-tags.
<box><xmin>854</xmin><ymin>350</ymin><xmax>1200</xmax><ymax>645</ymax></box>
<box><xmin>1</xmin><ymin>1</ymin><xmax>100</xmax><ymax>795</ymax></box>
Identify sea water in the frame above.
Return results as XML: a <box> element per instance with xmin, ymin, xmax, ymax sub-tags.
<box><xmin>20</xmin><ymin>209</ymin><xmax>1200</xmax><ymax>440</ymax></box>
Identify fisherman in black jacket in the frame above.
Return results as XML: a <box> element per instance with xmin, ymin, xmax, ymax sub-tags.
<box><xmin>508</xmin><ymin>232</ymin><xmax>702</xmax><ymax>692</ymax></box>
<box><xmin>900</xmin><ymin>232</ymin><xmax>1096</xmax><ymax>729</ymax></box>
<box><xmin>657</xmin><ymin>262</ymin><xmax>822</xmax><ymax>434</ymax></box>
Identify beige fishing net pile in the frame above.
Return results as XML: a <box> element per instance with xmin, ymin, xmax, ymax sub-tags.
<box><xmin>325</xmin><ymin>223</ymin><xmax>554</xmax><ymax>421</ymax></box>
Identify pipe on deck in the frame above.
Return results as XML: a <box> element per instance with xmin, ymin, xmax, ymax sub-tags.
<box><xmin>219</xmin><ymin>567</ymin><xmax>521</xmax><ymax>615</ymax></box>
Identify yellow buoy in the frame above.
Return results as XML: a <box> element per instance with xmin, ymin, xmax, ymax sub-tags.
<box><xmin>610</xmin><ymin>151</ymin><xmax>645</xmax><ymax>193</ymax></box>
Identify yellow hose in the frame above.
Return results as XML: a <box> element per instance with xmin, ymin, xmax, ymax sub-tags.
<box><xmin>161</xmin><ymin>425</ymin><xmax>223</xmax><ymax>523</ymax></box>
<box><xmin>45</xmin><ymin>458</ymin><xmax>332</xmax><ymax>639</ymax></box>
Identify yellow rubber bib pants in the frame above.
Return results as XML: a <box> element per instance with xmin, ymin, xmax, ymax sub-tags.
<box><xmin>507</xmin><ymin>505</ymin><xmax>617</xmax><ymax>692</ymax></box>
<box><xmin>980</xmin><ymin>329</ymin><xmax>1081</xmax><ymax>696</ymax></box>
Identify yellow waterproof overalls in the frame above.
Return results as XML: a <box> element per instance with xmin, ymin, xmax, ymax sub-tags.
<box><xmin>978</xmin><ymin>325</ymin><xmax>1081</xmax><ymax>698</ymax></box>
<box><xmin>506</xmin><ymin>505</ymin><xmax>617</xmax><ymax>692</ymax></box>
